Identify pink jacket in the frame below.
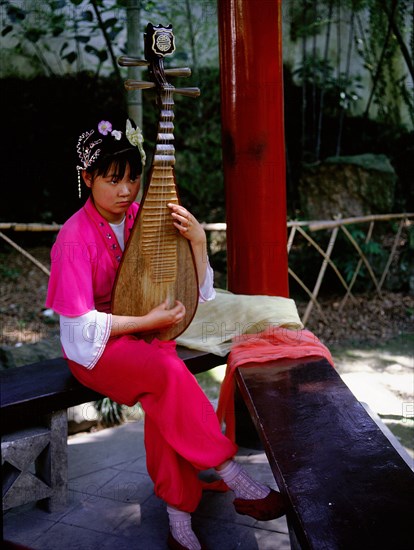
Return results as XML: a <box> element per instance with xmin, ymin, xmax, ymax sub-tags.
<box><xmin>46</xmin><ymin>197</ymin><xmax>138</xmax><ymax>316</ymax></box>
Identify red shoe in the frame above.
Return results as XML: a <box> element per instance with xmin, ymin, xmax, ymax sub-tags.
<box><xmin>167</xmin><ymin>530</ymin><xmax>208</xmax><ymax>550</ymax></box>
<box><xmin>233</xmin><ymin>488</ymin><xmax>286</xmax><ymax>521</ymax></box>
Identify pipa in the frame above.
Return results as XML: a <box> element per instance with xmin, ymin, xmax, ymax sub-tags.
<box><xmin>111</xmin><ymin>23</ymin><xmax>200</xmax><ymax>341</ymax></box>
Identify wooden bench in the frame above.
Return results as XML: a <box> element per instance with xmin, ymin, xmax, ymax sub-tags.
<box><xmin>0</xmin><ymin>347</ymin><xmax>226</xmax><ymax>519</ymax></box>
<box><xmin>235</xmin><ymin>357</ymin><xmax>414</xmax><ymax>550</ymax></box>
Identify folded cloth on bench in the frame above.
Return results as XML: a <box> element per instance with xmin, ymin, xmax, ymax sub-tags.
<box><xmin>216</xmin><ymin>327</ymin><xmax>335</xmax><ymax>441</ymax></box>
<box><xmin>176</xmin><ymin>289</ymin><xmax>303</xmax><ymax>357</ymax></box>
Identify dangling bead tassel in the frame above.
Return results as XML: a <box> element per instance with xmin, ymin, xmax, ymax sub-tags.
<box><xmin>77</xmin><ymin>169</ymin><xmax>82</xmax><ymax>199</ymax></box>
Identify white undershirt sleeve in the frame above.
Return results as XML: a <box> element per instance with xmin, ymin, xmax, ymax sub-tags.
<box><xmin>198</xmin><ymin>258</ymin><xmax>216</xmax><ymax>302</ymax></box>
<box><xmin>60</xmin><ymin>310</ymin><xmax>112</xmax><ymax>369</ymax></box>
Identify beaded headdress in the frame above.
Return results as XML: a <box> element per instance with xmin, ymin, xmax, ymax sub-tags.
<box><xmin>76</xmin><ymin>119</ymin><xmax>146</xmax><ymax>198</ymax></box>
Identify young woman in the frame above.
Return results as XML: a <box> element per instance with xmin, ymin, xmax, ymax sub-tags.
<box><xmin>46</xmin><ymin>116</ymin><xmax>285</xmax><ymax>550</ymax></box>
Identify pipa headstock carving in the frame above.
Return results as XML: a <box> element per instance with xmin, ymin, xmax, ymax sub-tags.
<box><xmin>118</xmin><ymin>23</ymin><xmax>200</xmax><ymax>101</ymax></box>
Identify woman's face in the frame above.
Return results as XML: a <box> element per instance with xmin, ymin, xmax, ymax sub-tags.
<box><xmin>82</xmin><ymin>163</ymin><xmax>140</xmax><ymax>223</ymax></box>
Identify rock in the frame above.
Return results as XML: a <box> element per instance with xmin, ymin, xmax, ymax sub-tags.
<box><xmin>0</xmin><ymin>335</ymin><xmax>62</xmax><ymax>369</ymax></box>
<box><xmin>68</xmin><ymin>403</ymin><xmax>99</xmax><ymax>435</ymax></box>
<box><xmin>299</xmin><ymin>154</ymin><xmax>397</xmax><ymax>219</ymax></box>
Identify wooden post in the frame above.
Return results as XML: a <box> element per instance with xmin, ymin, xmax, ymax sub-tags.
<box><xmin>217</xmin><ymin>0</ymin><xmax>289</xmax><ymax>297</ymax></box>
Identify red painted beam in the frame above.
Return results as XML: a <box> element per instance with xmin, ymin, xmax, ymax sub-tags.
<box><xmin>218</xmin><ymin>0</ymin><xmax>289</xmax><ymax>297</ymax></box>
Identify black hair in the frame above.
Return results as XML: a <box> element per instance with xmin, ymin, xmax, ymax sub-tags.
<box><xmin>78</xmin><ymin>114</ymin><xmax>144</xmax><ymax>182</ymax></box>
<box><xmin>86</xmin><ymin>147</ymin><xmax>142</xmax><ymax>182</ymax></box>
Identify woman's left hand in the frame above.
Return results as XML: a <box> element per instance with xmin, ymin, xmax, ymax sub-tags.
<box><xmin>168</xmin><ymin>203</ymin><xmax>206</xmax><ymax>245</ymax></box>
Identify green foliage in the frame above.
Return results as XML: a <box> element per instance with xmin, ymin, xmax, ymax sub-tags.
<box><xmin>173</xmin><ymin>68</ymin><xmax>224</xmax><ymax>222</ymax></box>
<box><xmin>359</xmin><ymin>0</ymin><xmax>413</xmax><ymax>125</ymax></box>
<box><xmin>1</xmin><ymin>0</ymin><xmax>127</xmax><ymax>76</ymax></box>
<box><xmin>339</xmin><ymin>226</ymin><xmax>388</xmax><ymax>286</ymax></box>
<box><xmin>365</xmin><ymin>1</ymin><xmax>412</xmax><ymax>125</ymax></box>
<box><xmin>0</xmin><ymin>255</ymin><xmax>20</xmax><ymax>280</ymax></box>
<box><xmin>293</xmin><ymin>57</ymin><xmax>363</xmax><ymax>116</ymax></box>
<box><xmin>142</xmin><ymin>66</ymin><xmax>224</xmax><ymax>222</ymax></box>
<box><xmin>1</xmin><ymin>0</ymin><xmax>219</xmax><ymax>78</ymax></box>
<box><xmin>289</xmin><ymin>0</ymin><xmax>413</xmax><ymax>168</ymax></box>
<box><xmin>94</xmin><ymin>397</ymin><xmax>125</xmax><ymax>427</ymax></box>
<box><xmin>288</xmin><ymin>0</ymin><xmax>329</xmax><ymax>41</ymax></box>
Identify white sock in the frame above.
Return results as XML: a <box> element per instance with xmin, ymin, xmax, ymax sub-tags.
<box><xmin>167</xmin><ymin>505</ymin><xmax>201</xmax><ymax>550</ymax></box>
<box><xmin>216</xmin><ymin>460</ymin><xmax>271</xmax><ymax>500</ymax></box>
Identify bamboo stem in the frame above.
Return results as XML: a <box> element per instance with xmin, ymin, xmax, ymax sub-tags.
<box><xmin>302</xmin><ymin>226</ymin><xmax>339</xmax><ymax>325</ymax></box>
<box><xmin>0</xmin><ymin>232</ymin><xmax>50</xmax><ymax>277</ymax></box>
<box><xmin>287</xmin><ymin>226</ymin><xmax>297</xmax><ymax>254</ymax></box>
<box><xmin>306</xmin><ymin>213</ymin><xmax>413</xmax><ymax>231</ymax></box>
<box><xmin>339</xmin><ymin>221</ymin><xmax>374</xmax><ymax>311</ymax></box>
<box><xmin>0</xmin><ymin>223</ymin><xmax>62</xmax><ymax>231</ymax></box>
<box><xmin>296</xmin><ymin>225</ymin><xmax>355</xmax><ymax>300</ymax></box>
<box><xmin>288</xmin><ymin>267</ymin><xmax>327</xmax><ymax>323</ymax></box>
<box><xmin>378</xmin><ymin>218</ymin><xmax>405</xmax><ymax>290</ymax></box>
<box><xmin>340</xmin><ymin>225</ymin><xmax>382</xmax><ymax>297</ymax></box>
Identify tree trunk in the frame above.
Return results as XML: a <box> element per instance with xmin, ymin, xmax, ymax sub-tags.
<box><xmin>126</xmin><ymin>0</ymin><xmax>143</xmax><ymax>127</ymax></box>
<box><xmin>91</xmin><ymin>0</ymin><xmax>122</xmax><ymax>85</ymax></box>
<box><xmin>315</xmin><ymin>0</ymin><xmax>334</xmax><ymax>160</ymax></box>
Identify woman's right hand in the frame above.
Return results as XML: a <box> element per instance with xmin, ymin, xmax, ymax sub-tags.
<box><xmin>111</xmin><ymin>300</ymin><xmax>186</xmax><ymax>336</ymax></box>
<box><xmin>143</xmin><ymin>300</ymin><xmax>186</xmax><ymax>332</ymax></box>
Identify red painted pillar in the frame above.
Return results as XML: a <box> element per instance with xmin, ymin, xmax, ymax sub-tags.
<box><xmin>218</xmin><ymin>0</ymin><xmax>289</xmax><ymax>297</ymax></box>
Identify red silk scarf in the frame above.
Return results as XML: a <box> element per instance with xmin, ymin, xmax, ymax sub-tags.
<box><xmin>216</xmin><ymin>327</ymin><xmax>335</xmax><ymax>442</ymax></box>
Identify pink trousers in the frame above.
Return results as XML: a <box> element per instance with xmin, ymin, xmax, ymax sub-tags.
<box><xmin>68</xmin><ymin>335</ymin><xmax>237</xmax><ymax>512</ymax></box>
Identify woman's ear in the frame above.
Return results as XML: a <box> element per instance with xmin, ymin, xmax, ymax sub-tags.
<box><xmin>82</xmin><ymin>170</ymin><xmax>93</xmax><ymax>188</ymax></box>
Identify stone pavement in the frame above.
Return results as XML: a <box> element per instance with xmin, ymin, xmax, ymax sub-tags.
<box><xmin>3</xmin><ymin>420</ymin><xmax>290</xmax><ymax>550</ymax></box>
<box><xmin>331</xmin><ymin>335</ymin><xmax>414</xmax><ymax>461</ymax></box>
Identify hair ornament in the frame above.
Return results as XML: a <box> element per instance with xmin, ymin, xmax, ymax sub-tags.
<box><xmin>76</xmin><ymin>129</ymin><xmax>102</xmax><ymax>172</ymax></box>
<box><xmin>98</xmin><ymin>120</ymin><xmax>112</xmax><ymax>135</ymax></box>
<box><xmin>76</xmin><ymin>129</ymin><xmax>102</xmax><ymax>199</ymax></box>
<box><xmin>75</xmin><ymin>119</ymin><xmax>145</xmax><ymax>198</ymax></box>
<box><xmin>125</xmin><ymin>119</ymin><xmax>146</xmax><ymax>166</ymax></box>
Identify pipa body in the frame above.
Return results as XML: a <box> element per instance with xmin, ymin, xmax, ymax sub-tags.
<box><xmin>111</xmin><ymin>24</ymin><xmax>199</xmax><ymax>341</ymax></box>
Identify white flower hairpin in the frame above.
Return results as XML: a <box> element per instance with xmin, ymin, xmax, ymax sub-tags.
<box><xmin>125</xmin><ymin>119</ymin><xmax>146</xmax><ymax>166</ymax></box>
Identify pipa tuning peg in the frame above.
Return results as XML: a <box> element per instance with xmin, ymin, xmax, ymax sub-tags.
<box><xmin>118</xmin><ymin>56</ymin><xmax>149</xmax><ymax>67</ymax></box>
<box><xmin>164</xmin><ymin>67</ymin><xmax>192</xmax><ymax>78</ymax></box>
<box><xmin>124</xmin><ymin>80</ymin><xmax>155</xmax><ymax>91</ymax></box>
<box><xmin>174</xmin><ymin>87</ymin><xmax>201</xmax><ymax>98</ymax></box>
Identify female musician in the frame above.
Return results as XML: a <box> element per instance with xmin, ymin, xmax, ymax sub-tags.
<box><xmin>46</xmin><ymin>115</ymin><xmax>285</xmax><ymax>550</ymax></box>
